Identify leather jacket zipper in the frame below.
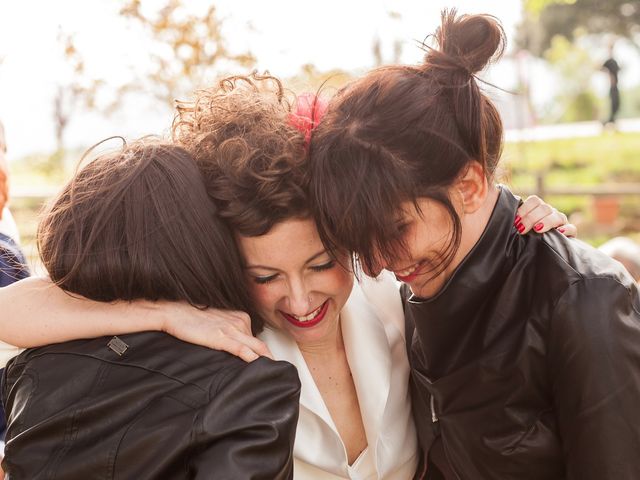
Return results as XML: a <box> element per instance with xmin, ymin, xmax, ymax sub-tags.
<box><xmin>430</xmin><ymin>394</ymin><xmax>438</xmax><ymax>423</ymax></box>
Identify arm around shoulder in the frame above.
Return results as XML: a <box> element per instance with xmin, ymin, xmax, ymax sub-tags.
<box><xmin>0</xmin><ymin>277</ymin><xmax>166</xmax><ymax>347</ymax></box>
<box><xmin>0</xmin><ymin>276</ymin><xmax>269</xmax><ymax>361</ymax></box>
<box><xmin>192</xmin><ymin>358</ymin><xmax>300</xmax><ymax>480</ymax></box>
<box><xmin>548</xmin><ymin>276</ymin><xmax>640</xmax><ymax>479</ymax></box>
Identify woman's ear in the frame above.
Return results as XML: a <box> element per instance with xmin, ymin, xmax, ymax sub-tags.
<box><xmin>455</xmin><ymin>161</ymin><xmax>488</xmax><ymax>214</ymax></box>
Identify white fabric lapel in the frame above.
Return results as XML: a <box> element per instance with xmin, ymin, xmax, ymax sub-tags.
<box><xmin>258</xmin><ymin>326</ymin><xmax>336</xmax><ymax>429</ymax></box>
<box><xmin>343</xmin><ymin>272</ymin><xmax>418</xmax><ymax>479</ymax></box>
<box><xmin>340</xmin><ymin>278</ymin><xmax>393</xmax><ymax>456</ymax></box>
<box><xmin>259</xmin><ymin>326</ymin><xmax>350</xmax><ymax>477</ymax></box>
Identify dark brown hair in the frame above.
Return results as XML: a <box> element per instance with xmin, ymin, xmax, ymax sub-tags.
<box><xmin>309</xmin><ymin>9</ymin><xmax>505</xmax><ymax>276</ymax></box>
<box><xmin>38</xmin><ymin>140</ymin><xmax>259</xmax><ymax>329</ymax></box>
<box><xmin>172</xmin><ymin>73</ymin><xmax>308</xmax><ymax>237</ymax></box>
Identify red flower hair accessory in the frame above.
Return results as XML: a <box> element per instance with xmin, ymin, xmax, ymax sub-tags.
<box><xmin>289</xmin><ymin>93</ymin><xmax>328</xmax><ymax>148</ymax></box>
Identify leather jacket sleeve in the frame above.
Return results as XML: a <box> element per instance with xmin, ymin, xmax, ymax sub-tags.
<box><xmin>191</xmin><ymin>357</ymin><xmax>301</xmax><ymax>480</ymax></box>
<box><xmin>548</xmin><ymin>276</ymin><xmax>640</xmax><ymax>479</ymax></box>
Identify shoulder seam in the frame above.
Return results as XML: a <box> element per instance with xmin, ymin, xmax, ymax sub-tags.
<box><xmin>15</xmin><ymin>351</ymin><xmax>210</xmax><ymax>395</ymax></box>
<box><xmin>550</xmin><ymin>275</ymin><xmax>639</xmax><ymax>319</ymax></box>
<box><xmin>539</xmin><ymin>239</ymin><xmax>583</xmax><ymax>280</ymax></box>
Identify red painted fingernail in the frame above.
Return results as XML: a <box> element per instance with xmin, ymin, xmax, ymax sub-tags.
<box><xmin>558</xmin><ymin>227</ymin><xmax>565</xmax><ymax>233</ymax></box>
<box><xmin>517</xmin><ymin>223</ymin><xmax>525</xmax><ymax>233</ymax></box>
<box><xmin>514</xmin><ymin>215</ymin><xmax>521</xmax><ymax>226</ymax></box>
<box><xmin>534</xmin><ymin>223</ymin><xmax>543</xmax><ymax>231</ymax></box>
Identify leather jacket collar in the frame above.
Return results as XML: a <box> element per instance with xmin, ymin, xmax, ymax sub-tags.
<box><xmin>407</xmin><ymin>186</ymin><xmax>521</xmax><ymax>379</ymax></box>
<box><xmin>404</xmin><ymin>186</ymin><xmax>640</xmax><ymax>479</ymax></box>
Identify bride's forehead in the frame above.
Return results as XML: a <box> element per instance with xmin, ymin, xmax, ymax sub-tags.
<box><xmin>237</xmin><ymin>218</ymin><xmax>326</xmax><ymax>262</ymax></box>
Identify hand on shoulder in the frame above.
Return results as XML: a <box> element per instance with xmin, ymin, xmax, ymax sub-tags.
<box><xmin>161</xmin><ymin>303</ymin><xmax>273</xmax><ymax>362</ymax></box>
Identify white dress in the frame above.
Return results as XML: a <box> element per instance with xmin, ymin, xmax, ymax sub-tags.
<box><xmin>259</xmin><ymin>272</ymin><xmax>418</xmax><ymax>479</ymax></box>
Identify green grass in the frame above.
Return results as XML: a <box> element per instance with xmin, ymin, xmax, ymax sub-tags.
<box><xmin>498</xmin><ymin>131</ymin><xmax>640</xmax><ymax>243</ymax></box>
<box><xmin>503</xmin><ymin>131</ymin><xmax>640</xmax><ymax>185</ymax></box>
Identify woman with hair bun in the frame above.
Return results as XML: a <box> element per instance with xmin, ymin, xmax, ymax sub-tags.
<box><xmin>309</xmin><ymin>9</ymin><xmax>640</xmax><ymax>480</ymax></box>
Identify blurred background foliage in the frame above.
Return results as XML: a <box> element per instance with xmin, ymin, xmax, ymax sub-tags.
<box><xmin>519</xmin><ymin>0</ymin><xmax>640</xmax><ymax>55</ymax></box>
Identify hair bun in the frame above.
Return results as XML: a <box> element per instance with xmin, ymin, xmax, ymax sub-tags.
<box><xmin>424</xmin><ymin>9</ymin><xmax>505</xmax><ymax>77</ymax></box>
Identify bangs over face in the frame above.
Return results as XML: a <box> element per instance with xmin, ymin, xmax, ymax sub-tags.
<box><xmin>308</xmin><ymin>10</ymin><xmax>505</xmax><ymax>278</ymax></box>
<box><xmin>308</xmin><ymin>68</ymin><xmax>466</xmax><ymax>277</ymax></box>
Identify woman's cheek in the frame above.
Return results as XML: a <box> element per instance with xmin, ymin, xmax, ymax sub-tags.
<box><xmin>336</xmin><ymin>269</ymin><xmax>354</xmax><ymax>291</ymax></box>
<box><xmin>248</xmin><ymin>282</ymin><xmax>278</xmax><ymax>318</ymax></box>
<box><xmin>323</xmin><ymin>268</ymin><xmax>354</xmax><ymax>305</ymax></box>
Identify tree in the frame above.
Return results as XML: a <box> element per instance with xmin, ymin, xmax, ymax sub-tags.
<box><xmin>517</xmin><ymin>0</ymin><xmax>640</xmax><ymax>56</ymax></box>
<box><xmin>544</xmin><ymin>35</ymin><xmax>600</xmax><ymax>122</ymax></box>
<box><xmin>118</xmin><ymin>0</ymin><xmax>255</xmax><ymax>106</ymax></box>
<box><xmin>60</xmin><ymin>0</ymin><xmax>255</xmax><ymax>123</ymax></box>
<box><xmin>55</xmin><ymin>31</ymin><xmax>101</xmax><ymax>153</ymax></box>
<box><xmin>372</xmin><ymin>10</ymin><xmax>404</xmax><ymax>67</ymax></box>
<box><xmin>286</xmin><ymin>64</ymin><xmax>354</xmax><ymax>95</ymax></box>
<box><xmin>523</xmin><ymin>0</ymin><xmax>577</xmax><ymax>16</ymax></box>
<box><xmin>39</xmin><ymin>31</ymin><xmax>103</xmax><ymax>179</ymax></box>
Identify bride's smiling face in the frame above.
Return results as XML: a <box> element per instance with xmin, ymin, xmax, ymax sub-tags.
<box><xmin>236</xmin><ymin>217</ymin><xmax>354</xmax><ymax>346</ymax></box>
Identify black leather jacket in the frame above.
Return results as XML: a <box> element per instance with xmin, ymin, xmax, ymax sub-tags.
<box><xmin>2</xmin><ymin>331</ymin><xmax>300</xmax><ymax>479</ymax></box>
<box><xmin>406</xmin><ymin>187</ymin><xmax>640</xmax><ymax>480</ymax></box>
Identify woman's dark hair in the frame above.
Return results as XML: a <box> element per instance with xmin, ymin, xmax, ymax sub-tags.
<box><xmin>172</xmin><ymin>73</ymin><xmax>308</xmax><ymax>237</ymax></box>
<box><xmin>309</xmin><ymin>9</ymin><xmax>506</xmax><ymax>276</ymax></box>
<box><xmin>38</xmin><ymin>139</ymin><xmax>261</xmax><ymax>331</ymax></box>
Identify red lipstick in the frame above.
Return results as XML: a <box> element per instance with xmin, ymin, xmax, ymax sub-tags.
<box><xmin>280</xmin><ymin>300</ymin><xmax>329</xmax><ymax>328</ymax></box>
<box><xmin>394</xmin><ymin>262</ymin><xmax>427</xmax><ymax>283</ymax></box>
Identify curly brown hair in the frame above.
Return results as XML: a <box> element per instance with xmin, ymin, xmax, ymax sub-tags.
<box><xmin>172</xmin><ymin>72</ymin><xmax>309</xmax><ymax>237</ymax></box>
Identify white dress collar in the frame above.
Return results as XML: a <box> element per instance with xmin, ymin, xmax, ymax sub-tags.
<box><xmin>259</xmin><ymin>273</ymin><xmax>418</xmax><ymax>479</ymax></box>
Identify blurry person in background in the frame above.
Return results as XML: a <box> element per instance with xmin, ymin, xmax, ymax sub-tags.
<box><xmin>599</xmin><ymin>236</ymin><xmax>640</xmax><ymax>283</ymax></box>
<box><xmin>0</xmin><ymin>120</ymin><xmax>8</xmax><ymax>222</ymax></box>
<box><xmin>0</xmin><ymin>120</ymin><xmax>29</xmax><ymax>478</ymax></box>
<box><xmin>0</xmin><ymin>121</ymin><xmax>29</xmax><ymax>288</ymax></box>
<box><xmin>602</xmin><ymin>40</ymin><xmax>621</xmax><ymax>127</ymax></box>
<box><xmin>0</xmin><ymin>120</ymin><xmax>21</xmax><ymax>241</ymax></box>
<box><xmin>0</xmin><ymin>226</ymin><xmax>27</xmax><ymax>477</ymax></box>
<box><xmin>1</xmin><ymin>140</ymin><xmax>300</xmax><ymax>480</ymax></box>
<box><xmin>0</xmin><ymin>226</ymin><xmax>28</xmax><ymax>289</ymax></box>
<box><xmin>0</xmin><ymin>120</ymin><xmax>29</xmax><ymax>290</ymax></box>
